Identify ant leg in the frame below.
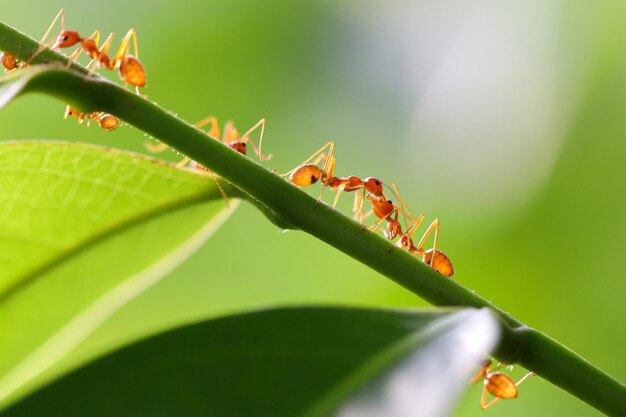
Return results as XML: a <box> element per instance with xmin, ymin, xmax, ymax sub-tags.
<box><xmin>145</xmin><ymin>142</ymin><xmax>170</xmax><ymax>153</ymax></box>
<box><xmin>352</xmin><ymin>190</ymin><xmax>365</xmax><ymax>221</ymax></box>
<box><xmin>333</xmin><ymin>184</ymin><xmax>347</xmax><ymax>208</ymax></box>
<box><xmin>68</xmin><ymin>30</ymin><xmax>101</xmax><ymax>70</ymax></box>
<box><xmin>316</xmin><ymin>154</ymin><xmax>337</xmax><ymax>202</ymax></box>
<box><xmin>28</xmin><ymin>8</ymin><xmax>66</xmax><ymax>63</ymax></box>
<box><xmin>241</xmin><ymin>118</ymin><xmax>272</xmax><ymax>161</ymax></box>
<box><xmin>414</xmin><ymin>219</ymin><xmax>440</xmax><ymax>267</ymax></box>
<box><xmin>98</xmin><ymin>33</ymin><xmax>115</xmax><ymax>59</ymax></box>
<box><xmin>174</xmin><ymin>156</ymin><xmax>191</xmax><ymax>168</ymax></box>
<box><xmin>110</xmin><ymin>28</ymin><xmax>138</xmax><ymax>68</ymax></box>
<box><xmin>390</xmin><ymin>182</ymin><xmax>414</xmax><ymax>225</ymax></box>
<box><xmin>396</xmin><ymin>213</ymin><xmax>425</xmax><ymax>249</ymax></box>
<box><xmin>40</xmin><ymin>8</ymin><xmax>66</xmax><ymax>44</ymax></box>
<box><xmin>149</xmin><ymin>115</ymin><xmax>222</xmax><ymax>166</ymax></box>
<box><xmin>368</xmin><ymin>209</ymin><xmax>396</xmax><ymax>232</ymax></box>
<box><xmin>145</xmin><ymin>142</ymin><xmax>190</xmax><ymax>167</ymax></box>
<box><xmin>222</xmin><ymin>121</ymin><xmax>240</xmax><ymax>142</ymax></box>
<box><xmin>205</xmin><ymin>170</ymin><xmax>230</xmax><ymax>207</ymax></box>
<box><xmin>481</xmin><ymin>386</ymin><xmax>500</xmax><ymax>410</ymax></box>
<box><xmin>361</xmin><ymin>208</ymin><xmax>374</xmax><ymax>221</ymax></box>
<box><xmin>516</xmin><ymin>371</ymin><xmax>536</xmax><ymax>386</ymax></box>
<box><xmin>469</xmin><ymin>362</ymin><xmax>490</xmax><ymax>385</ymax></box>
<box><xmin>194</xmin><ymin>116</ymin><xmax>221</xmax><ymax>139</ymax></box>
<box><xmin>279</xmin><ymin>141</ymin><xmax>334</xmax><ymax>177</ymax></box>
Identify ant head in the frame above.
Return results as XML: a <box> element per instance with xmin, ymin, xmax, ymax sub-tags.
<box><xmin>363</xmin><ymin>177</ymin><xmax>383</xmax><ymax>196</ymax></box>
<box><xmin>53</xmin><ymin>31</ymin><xmax>81</xmax><ymax>49</ymax></box>
<box><xmin>64</xmin><ymin>105</ymin><xmax>77</xmax><ymax>119</ymax></box>
<box><xmin>228</xmin><ymin>141</ymin><xmax>247</xmax><ymax>155</ymax></box>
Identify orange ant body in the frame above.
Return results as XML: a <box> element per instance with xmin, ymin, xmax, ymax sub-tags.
<box><xmin>395</xmin><ymin>214</ymin><xmax>454</xmax><ymax>277</ymax></box>
<box><xmin>285</xmin><ymin>141</ymin><xmax>386</xmax><ymax>207</ymax></box>
<box><xmin>146</xmin><ymin>116</ymin><xmax>270</xmax><ymax>168</ymax></box>
<box><xmin>146</xmin><ymin>116</ymin><xmax>269</xmax><ymax>207</ymax></box>
<box><xmin>366</xmin><ymin>195</ymin><xmax>404</xmax><ymax>240</ymax></box>
<box><xmin>1</xmin><ymin>52</ymin><xmax>25</xmax><ymax>71</ymax></box>
<box><xmin>34</xmin><ymin>9</ymin><xmax>146</xmax><ymax>92</ymax></box>
<box><xmin>388</xmin><ymin>184</ymin><xmax>454</xmax><ymax>276</ymax></box>
<box><xmin>470</xmin><ymin>359</ymin><xmax>535</xmax><ymax>410</ymax></box>
<box><xmin>64</xmin><ymin>106</ymin><xmax>119</xmax><ymax>132</ymax></box>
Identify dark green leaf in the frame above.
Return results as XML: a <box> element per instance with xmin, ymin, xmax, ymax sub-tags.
<box><xmin>1</xmin><ymin>306</ymin><xmax>499</xmax><ymax>417</ymax></box>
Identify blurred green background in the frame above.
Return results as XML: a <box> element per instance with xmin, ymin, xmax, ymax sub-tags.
<box><xmin>1</xmin><ymin>0</ymin><xmax>625</xmax><ymax>415</ymax></box>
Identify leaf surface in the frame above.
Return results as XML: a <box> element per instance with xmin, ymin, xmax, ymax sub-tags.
<box><xmin>0</xmin><ymin>141</ymin><xmax>237</xmax><ymax>407</ymax></box>
<box><xmin>1</xmin><ymin>306</ymin><xmax>499</xmax><ymax>417</ymax></box>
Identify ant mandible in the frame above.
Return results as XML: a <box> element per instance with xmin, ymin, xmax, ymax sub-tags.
<box><xmin>33</xmin><ymin>9</ymin><xmax>146</xmax><ymax>93</ymax></box>
<box><xmin>470</xmin><ymin>359</ymin><xmax>535</xmax><ymax>410</ymax></box>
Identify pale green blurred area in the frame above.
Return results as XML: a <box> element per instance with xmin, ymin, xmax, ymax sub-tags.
<box><xmin>1</xmin><ymin>0</ymin><xmax>625</xmax><ymax>416</ymax></box>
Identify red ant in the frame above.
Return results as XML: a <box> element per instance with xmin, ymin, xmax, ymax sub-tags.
<box><xmin>146</xmin><ymin>116</ymin><xmax>270</xmax><ymax>167</ymax></box>
<box><xmin>32</xmin><ymin>9</ymin><xmax>146</xmax><ymax>93</ymax></box>
<box><xmin>1</xmin><ymin>50</ymin><xmax>118</xmax><ymax>132</ymax></box>
<box><xmin>470</xmin><ymin>359</ymin><xmax>535</xmax><ymax>410</ymax></box>
<box><xmin>389</xmin><ymin>184</ymin><xmax>454</xmax><ymax>276</ymax></box>
<box><xmin>365</xmin><ymin>195</ymin><xmax>404</xmax><ymax>240</ymax></box>
<box><xmin>64</xmin><ymin>105</ymin><xmax>120</xmax><ymax>132</ymax></box>
<box><xmin>395</xmin><ymin>213</ymin><xmax>454</xmax><ymax>276</ymax></box>
<box><xmin>1</xmin><ymin>52</ymin><xmax>26</xmax><ymax>71</ymax></box>
<box><xmin>146</xmin><ymin>116</ymin><xmax>270</xmax><ymax>207</ymax></box>
<box><xmin>283</xmin><ymin>141</ymin><xmax>386</xmax><ymax>208</ymax></box>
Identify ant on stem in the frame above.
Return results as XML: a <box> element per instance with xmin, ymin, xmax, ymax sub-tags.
<box><xmin>32</xmin><ymin>8</ymin><xmax>146</xmax><ymax>93</ymax></box>
<box><xmin>146</xmin><ymin>116</ymin><xmax>270</xmax><ymax>167</ymax></box>
<box><xmin>283</xmin><ymin>141</ymin><xmax>386</xmax><ymax>209</ymax></box>
<box><xmin>1</xmin><ymin>52</ymin><xmax>26</xmax><ymax>71</ymax></box>
<box><xmin>64</xmin><ymin>106</ymin><xmax>119</xmax><ymax>132</ymax></box>
<box><xmin>470</xmin><ymin>359</ymin><xmax>535</xmax><ymax>410</ymax></box>
<box><xmin>364</xmin><ymin>195</ymin><xmax>404</xmax><ymax>240</ymax></box>
<box><xmin>390</xmin><ymin>184</ymin><xmax>454</xmax><ymax>276</ymax></box>
<box><xmin>146</xmin><ymin>116</ymin><xmax>270</xmax><ymax>207</ymax></box>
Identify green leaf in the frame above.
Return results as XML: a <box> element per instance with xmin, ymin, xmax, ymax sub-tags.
<box><xmin>0</xmin><ymin>141</ymin><xmax>237</xmax><ymax>408</ymax></box>
<box><xmin>0</xmin><ymin>306</ymin><xmax>500</xmax><ymax>417</ymax></box>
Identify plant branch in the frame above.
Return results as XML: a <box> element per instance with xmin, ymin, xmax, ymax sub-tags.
<box><xmin>1</xmin><ymin>21</ymin><xmax>624</xmax><ymax>416</ymax></box>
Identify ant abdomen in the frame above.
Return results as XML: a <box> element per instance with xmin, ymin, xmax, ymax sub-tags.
<box><xmin>485</xmin><ymin>372</ymin><xmax>518</xmax><ymax>399</ymax></box>
<box><xmin>422</xmin><ymin>249</ymin><xmax>454</xmax><ymax>277</ymax></box>
<box><xmin>98</xmin><ymin>114</ymin><xmax>120</xmax><ymax>131</ymax></box>
<box><xmin>119</xmin><ymin>56</ymin><xmax>146</xmax><ymax>87</ymax></box>
<box><xmin>1</xmin><ymin>52</ymin><xmax>18</xmax><ymax>71</ymax></box>
<box><xmin>289</xmin><ymin>164</ymin><xmax>322</xmax><ymax>186</ymax></box>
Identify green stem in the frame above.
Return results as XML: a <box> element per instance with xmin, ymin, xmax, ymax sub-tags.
<box><xmin>1</xmin><ymin>21</ymin><xmax>624</xmax><ymax>416</ymax></box>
